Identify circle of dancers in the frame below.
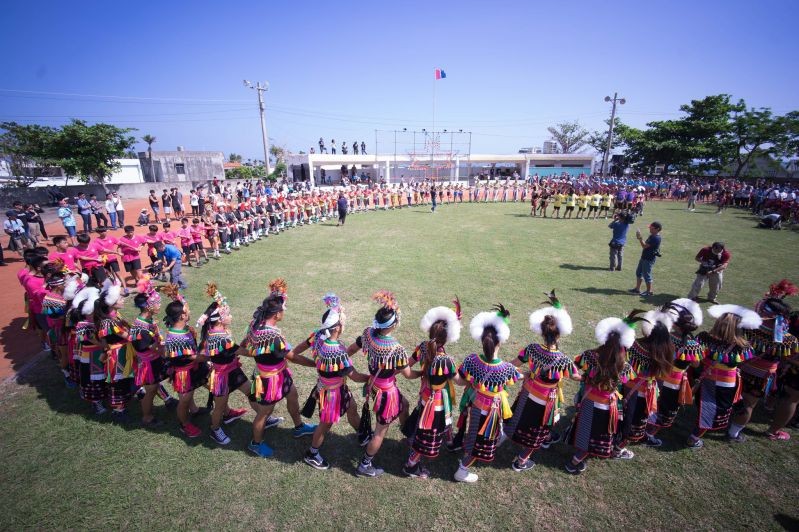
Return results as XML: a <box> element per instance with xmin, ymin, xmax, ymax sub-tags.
<box><xmin>23</xmin><ymin>254</ymin><xmax>799</xmax><ymax>479</ymax></box>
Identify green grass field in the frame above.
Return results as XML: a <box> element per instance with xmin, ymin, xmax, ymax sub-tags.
<box><xmin>1</xmin><ymin>200</ymin><xmax>798</xmax><ymax>531</ymax></box>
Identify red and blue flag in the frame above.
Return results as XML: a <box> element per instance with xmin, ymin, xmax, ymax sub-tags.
<box><xmin>435</xmin><ymin>68</ymin><xmax>446</xmax><ymax>80</ymax></box>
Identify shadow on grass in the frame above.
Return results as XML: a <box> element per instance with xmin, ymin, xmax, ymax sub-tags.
<box><xmin>574</xmin><ymin>287</ymin><xmax>634</xmax><ymax>296</ymax></box>
<box><xmin>774</xmin><ymin>513</ymin><xmax>799</xmax><ymax>530</ymax></box>
<box><xmin>12</xmin><ymin>361</ymin><xmax>376</xmax><ymax>468</ymax></box>
<box><xmin>1</xmin><ymin>317</ymin><xmax>45</xmax><ymax>375</ymax></box>
<box><xmin>560</xmin><ymin>263</ymin><xmax>611</xmax><ymax>271</ymax></box>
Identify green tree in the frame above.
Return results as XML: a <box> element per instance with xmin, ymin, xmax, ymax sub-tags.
<box><xmin>678</xmin><ymin>94</ymin><xmax>743</xmax><ymax>173</ymax></box>
<box><xmin>53</xmin><ymin>120</ymin><xmax>136</xmax><ymax>184</ymax></box>
<box><xmin>725</xmin><ymin>106</ymin><xmax>787</xmax><ymax>177</ymax></box>
<box><xmin>587</xmin><ymin>117</ymin><xmax>626</xmax><ymax>168</ymax></box>
<box><xmin>228</xmin><ymin>152</ymin><xmax>242</xmax><ymax>163</ymax></box>
<box><xmin>546</xmin><ymin>120</ymin><xmax>589</xmax><ymax>153</ymax></box>
<box><xmin>142</xmin><ymin>134</ymin><xmax>156</xmax><ymax>181</ymax></box>
<box><xmin>0</xmin><ymin>122</ymin><xmax>59</xmax><ymax>187</ymax></box>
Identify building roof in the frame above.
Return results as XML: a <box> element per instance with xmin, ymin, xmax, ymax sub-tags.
<box><xmin>223</xmin><ymin>162</ymin><xmax>242</xmax><ymax>169</ymax></box>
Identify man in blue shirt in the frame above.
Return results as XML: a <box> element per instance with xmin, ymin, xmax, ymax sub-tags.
<box><xmin>336</xmin><ymin>192</ymin><xmax>348</xmax><ymax>226</ymax></box>
<box><xmin>630</xmin><ymin>221</ymin><xmax>662</xmax><ymax>297</ymax></box>
<box><xmin>154</xmin><ymin>240</ymin><xmax>187</xmax><ymax>289</ymax></box>
<box><xmin>608</xmin><ymin>212</ymin><xmax>631</xmax><ymax>271</ymax></box>
<box><xmin>76</xmin><ymin>193</ymin><xmax>92</xmax><ymax>232</ymax></box>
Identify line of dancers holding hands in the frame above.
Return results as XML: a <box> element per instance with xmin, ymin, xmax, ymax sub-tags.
<box><xmin>39</xmin><ymin>265</ymin><xmax>799</xmax><ymax>481</ymax></box>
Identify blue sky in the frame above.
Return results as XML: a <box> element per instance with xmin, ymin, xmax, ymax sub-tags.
<box><xmin>1</xmin><ymin>0</ymin><xmax>797</xmax><ymax>159</ymax></box>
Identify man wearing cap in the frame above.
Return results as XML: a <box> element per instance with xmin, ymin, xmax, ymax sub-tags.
<box><xmin>629</xmin><ymin>220</ymin><xmax>663</xmax><ymax>297</ymax></box>
<box><xmin>687</xmin><ymin>242</ymin><xmax>730</xmax><ymax>304</ymax></box>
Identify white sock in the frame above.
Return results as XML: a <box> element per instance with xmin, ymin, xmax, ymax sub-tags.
<box><xmin>728</xmin><ymin>423</ymin><xmax>744</xmax><ymax>438</ymax></box>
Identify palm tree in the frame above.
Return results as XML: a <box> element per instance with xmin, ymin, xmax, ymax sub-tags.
<box><xmin>142</xmin><ymin>134</ymin><xmax>156</xmax><ymax>182</ymax></box>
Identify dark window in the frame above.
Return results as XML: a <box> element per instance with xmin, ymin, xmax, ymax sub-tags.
<box><xmin>175</xmin><ymin>163</ymin><xmax>185</xmax><ymax>174</ymax></box>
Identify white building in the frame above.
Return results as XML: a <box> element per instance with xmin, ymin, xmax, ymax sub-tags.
<box><xmin>285</xmin><ymin>153</ymin><xmax>594</xmax><ymax>185</ymax></box>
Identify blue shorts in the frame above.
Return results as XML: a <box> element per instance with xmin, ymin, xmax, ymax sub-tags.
<box><xmin>65</xmin><ymin>226</ymin><xmax>77</xmax><ymax>237</ymax></box>
<box><xmin>635</xmin><ymin>259</ymin><xmax>655</xmax><ymax>283</ymax></box>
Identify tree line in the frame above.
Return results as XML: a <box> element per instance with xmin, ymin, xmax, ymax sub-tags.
<box><xmin>546</xmin><ymin>94</ymin><xmax>799</xmax><ymax>177</ymax></box>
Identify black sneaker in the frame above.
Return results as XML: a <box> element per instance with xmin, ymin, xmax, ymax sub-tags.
<box><xmin>686</xmin><ymin>438</ymin><xmax>704</xmax><ymax>449</ymax></box>
<box><xmin>402</xmin><ymin>463</ymin><xmax>430</xmax><ymax>478</ymax></box>
<box><xmin>141</xmin><ymin>417</ymin><xmax>164</xmax><ymax>428</ymax></box>
<box><xmin>726</xmin><ymin>433</ymin><xmax>747</xmax><ymax>444</ymax></box>
<box><xmin>111</xmin><ymin>410</ymin><xmax>131</xmax><ymax>424</ymax></box>
<box><xmin>446</xmin><ymin>441</ymin><xmax>462</xmax><ymax>453</ymax></box>
<box><xmin>164</xmin><ymin>397</ymin><xmax>178</xmax><ymax>409</ymax></box>
<box><xmin>564</xmin><ymin>460</ymin><xmax>587</xmax><ymax>475</ymax></box>
<box><xmin>304</xmin><ymin>451</ymin><xmax>330</xmax><ymax>470</ymax></box>
<box><xmin>264</xmin><ymin>415</ymin><xmax>285</xmax><ymax>430</ymax></box>
<box><xmin>356</xmin><ymin>462</ymin><xmax>384</xmax><ymax>478</ymax></box>
<box><xmin>511</xmin><ymin>458</ymin><xmax>536</xmax><ymax>472</ymax></box>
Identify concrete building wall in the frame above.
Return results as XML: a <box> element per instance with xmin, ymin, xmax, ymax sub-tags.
<box><xmin>138</xmin><ymin>151</ymin><xmax>224</xmax><ymax>183</ymax></box>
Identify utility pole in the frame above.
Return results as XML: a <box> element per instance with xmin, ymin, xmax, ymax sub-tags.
<box><xmin>243</xmin><ymin>80</ymin><xmax>271</xmax><ymax>176</ymax></box>
<box><xmin>601</xmin><ymin>92</ymin><xmax>625</xmax><ymax>178</ymax></box>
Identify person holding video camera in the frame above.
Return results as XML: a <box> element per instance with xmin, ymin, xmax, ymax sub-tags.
<box><xmin>629</xmin><ymin>221</ymin><xmax>662</xmax><ymax>297</ymax></box>
<box><xmin>608</xmin><ymin>210</ymin><xmax>635</xmax><ymax>271</ymax></box>
<box><xmin>687</xmin><ymin>242</ymin><xmax>730</xmax><ymax>304</ymax></box>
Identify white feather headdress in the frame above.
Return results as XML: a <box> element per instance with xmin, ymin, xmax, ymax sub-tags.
<box><xmin>708</xmin><ymin>304</ymin><xmax>762</xmax><ymax>330</ymax></box>
<box><xmin>420</xmin><ymin>306</ymin><xmax>462</xmax><ymax>344</ymax></box>
<box><xmin>640</xmin><ymin>309</ymin><xmax>674</xmax><ymax>337</ymax></box>
<box><xmin>595</xmin><ymin>317</ymin><xmax>637</xmax><ymax>349</ymax></box>
<box><xmin>101</xmin><ymin>279</ymin><xmax>122</xmax><ymax>307</ymax></box>
<box><xmin>529</xmin><ymin>290</ymin><xmax>573</xmax><ymax>337</ymax></box>
<box><xmin>668</xmin><ymin>298</ymin><xmax>703</xmax><ymax>327</ymax></box>
<box><xmin>469</xmin><ymin>304</ymin><xmax>511</xmax><ymax>344</ymax></box>
<box><xmin>71</xmin><ymin>286</ymin><xmax>100</xmax><ymax>317</ymax></box>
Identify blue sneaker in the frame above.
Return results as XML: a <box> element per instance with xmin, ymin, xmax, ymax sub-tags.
<box><xmin>292</xmin><ymin>423</ymin><xmax>317</xmax><ymax>438</ymax></box>
<box><xmin>64</xmin><ymin>376</ymin><xmax>78</xmax><ymax>389</ymax></box>
<box><xmin>248</xmin><ymin>441</ymin><xmax>274</xmax><ymax>458</ymax></box>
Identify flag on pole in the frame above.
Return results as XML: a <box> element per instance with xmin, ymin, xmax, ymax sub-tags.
<box><xmin>435</xmin><ymin>68</ymin><xmax>446</xmax><ymax>80</ymax></box>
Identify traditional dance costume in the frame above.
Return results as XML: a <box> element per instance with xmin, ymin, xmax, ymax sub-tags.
<box><xmin>458</xmin><ymin>353</ymin><xmax>521</xmax><ymax>463</ymax></box>
<box><xmin>404</xmin><ymin>342</ymin><xmax>457</xmax><ymax>458</ymax></box>
<box><xmin>303</xmin><ymin>331</ymin><xmax>354</xmax><ymax>423</ymax></box>
<box><xmin>205</xmin><ymin>327</ymin><xmax>247</xmax><ymax>397</ymax></box>
<box><xmin>97</xmin><ymin>312</ymin><xmax>136</xmax><ymax>409</ymax></box>
<box><xmin>651</xmin><ymin>332</ymin><xmax>702</xmax><ymax>428</ymax></box>
<box><xmin>76</xmin><ymin>319</ymin><xmax>107</xmax><ymax>402</ymax></box>
<box><xmin>505</xmin><ymin>343</ymin><xmax>578</xmax><ymax>452</ymax></box>
<box><xmin>42</xmin><ymin>291</ymin><xmax>68</xmax><ymax>353</ymax></box>
<box><xmin>361</xmin><ymin>327</ymin><xmax>408</xmax><ymax>425</ymax></box>
<box><xmin>622</xmin><ymin>341</ymin><xmax>666</xmax><ymax>443</ymax></box>
<box><xmin>245</xmin><ymin>322</ymin><xmax>293</xmax><ymax>405</ymax></box>
<box><xmin>741</xmin><ymin>323</ymin><xmax>799</xmax><ymax>399</ymax></box>
<box><xmin>694</xmin><ymin>331</ymin><xmax>753</xmax><ymax>432</ymax></box>
<box><xmin>164</xmin><ymin>327</ymin><xmax>208</xmax><ymax>394</ymax></box>
<box><xmin>568</xmin><ymin>350</ymin><xmax>636</xmax><ymax>458</ymax></box>
<box><xmin>130</xmin><ymin>316</ymin><xmax>166</xmax><ymax>387</ymax></box>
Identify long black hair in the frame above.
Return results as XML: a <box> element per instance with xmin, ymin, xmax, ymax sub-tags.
<box><xmin>164</xmin><ymin>300</ymin><xmax>185</xmax><ymax>328</ymax></box>
<box><xmin>252</xmin><ymin>294</ymin><xmax>285</xmax><ymax>324</ymax></box>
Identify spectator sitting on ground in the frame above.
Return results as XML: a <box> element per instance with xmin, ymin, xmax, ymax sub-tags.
<box><xmin>137</xmin><ymin>209</ymin><xmax>151</xmax><ymax>226</ymax></box>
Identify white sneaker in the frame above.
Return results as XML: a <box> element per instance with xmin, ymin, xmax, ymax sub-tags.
<box><xmin>454</xmin><ymin>466</ymin><xmax>478</xmax><ymax>483</ymax></box>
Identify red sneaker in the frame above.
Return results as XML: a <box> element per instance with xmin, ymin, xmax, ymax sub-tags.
<box><xmin>223</xmin><ymin>407</ymin><xmax>247</xmax><ymax>425</ymax></box>
<box><xmin>180</xmin><ymin>422</ymin><xmax>202</xmax><ymax>438</ymax></box>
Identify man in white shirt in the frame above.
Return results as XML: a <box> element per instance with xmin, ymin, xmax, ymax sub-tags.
<box><xmin>112</xmin><ymin>192</ymin><xmax>125</xmax><ymax>227</ymax></box>
<box><xmin>105</xmin><ymin>193</ymin><xmax>118</xmax><ymax>229</ymax></box>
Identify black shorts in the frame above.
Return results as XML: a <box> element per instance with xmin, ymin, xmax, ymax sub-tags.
<box><xmin>192</xmin><ymin>242</ymin><xmax>202</xmax><ymax>250</ymax></box>
<box><xmin>124</xmin><ymin>259</ymin><xmax>142</xmax><ymax>272</ymax></box>
<box><xmin>105</xmin><ymin>260</ymin><xmax>120</xmax><ymax>272</ymax></box>
<box><xmin>182</xmin><ymin>245</ymin><xmax>191</xmax><ymax>255</ymax></box>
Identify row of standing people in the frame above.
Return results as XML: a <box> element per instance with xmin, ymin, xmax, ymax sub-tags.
<box><xmin>23</xmin><ymin>253</ymin><xmax>799</xmax><ymax>480</ymax></box>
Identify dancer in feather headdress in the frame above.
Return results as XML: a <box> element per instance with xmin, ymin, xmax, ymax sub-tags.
<box><xmin>162</xmin><ymin>283</ymin><xmax>210</xmax><ymax>439</ymax></box>
<box><xmin>197</xmin><ymin>282</ymin><xmax>250</xmax><ymax>446</ymax></box>
<box><xmin>732</xmin><ymin>280</ymin><xmax>799</xmax><ymax>442</ymax></box>
<box><xmin>70</xmin><ymin>284</ymin><xmax>108</xmax><ymax>415</ymax></box>
<box><xmin>94</xmin><ymin>279</ymin><xmax>135</xmax><ymax>422</ymax></box>
<box><xmin>238</xmin><ymin>278</ymin><xmax>316</xmax><ymax>459</ymax></box>
<box><xmin>564</xmin><ymin>312</ymin><xmax>638</xmax><ymax>474</ymax></box>
<box><xmin>644</xmin><ymin>299</ymin><xmax>703</xmax><ymax>442</ymax></box>
<box><xmin>353</xmin><ymin>290</ymin><xmax>418</xmax><ymax>478</ymax></box>
<box><xmin>453</xmin><ymin>304</ymin><xmax>522</xmax><ymax>483</ymax></box>
<box><xmin>130</xmin><ymin>276</ymin><xmax>175</xmax><ymax>427</ymax></box>
<box><xmin>400</xmin><ymin>296</ymin><xmax>463</xmax><ymax>479</ymax></box>
<box><xmin>504</xmin><ymin>291</ymin><xmax>579</xmax><ymax>472</ymax></box>
<box><xmin>686</xmin><ymin>304</ymin><xmax>761</xmax><ymax>449</ymax></box>
<box><xmin>292</xmin><ymin>293</ymin><xmax>371</xmax><ymax>470</ymax></box>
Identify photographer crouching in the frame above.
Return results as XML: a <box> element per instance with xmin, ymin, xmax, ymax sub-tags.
<box><xmin>608</xmin><ymin>209</ymin><xmax>636</xmax><ymax>271</ymax></box>
<box><xmin>629</xmin><ymin>220</ymin><xmax>663</xmax><ymax>297</ymax></box>
<box><xmin>686</xmin><ymin>241</ymin><xmax>730</xmax><ymax>304</ymax></box>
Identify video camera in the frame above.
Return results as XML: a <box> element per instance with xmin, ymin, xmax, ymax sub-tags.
<box><xmin>615</xmin><ymin>209</ymin><xmax>636</xmax><ymax>224</ymax></box>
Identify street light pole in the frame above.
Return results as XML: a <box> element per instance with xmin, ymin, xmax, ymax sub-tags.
<box><xmin>244</xmin><ymin>80</ymin><xmax>271</xmax><ymax>177</ymax></box>
<box><xmin>601</xmin><ymin>92</ymin><xmax>625</xmax><ymax>178</ymax></box>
